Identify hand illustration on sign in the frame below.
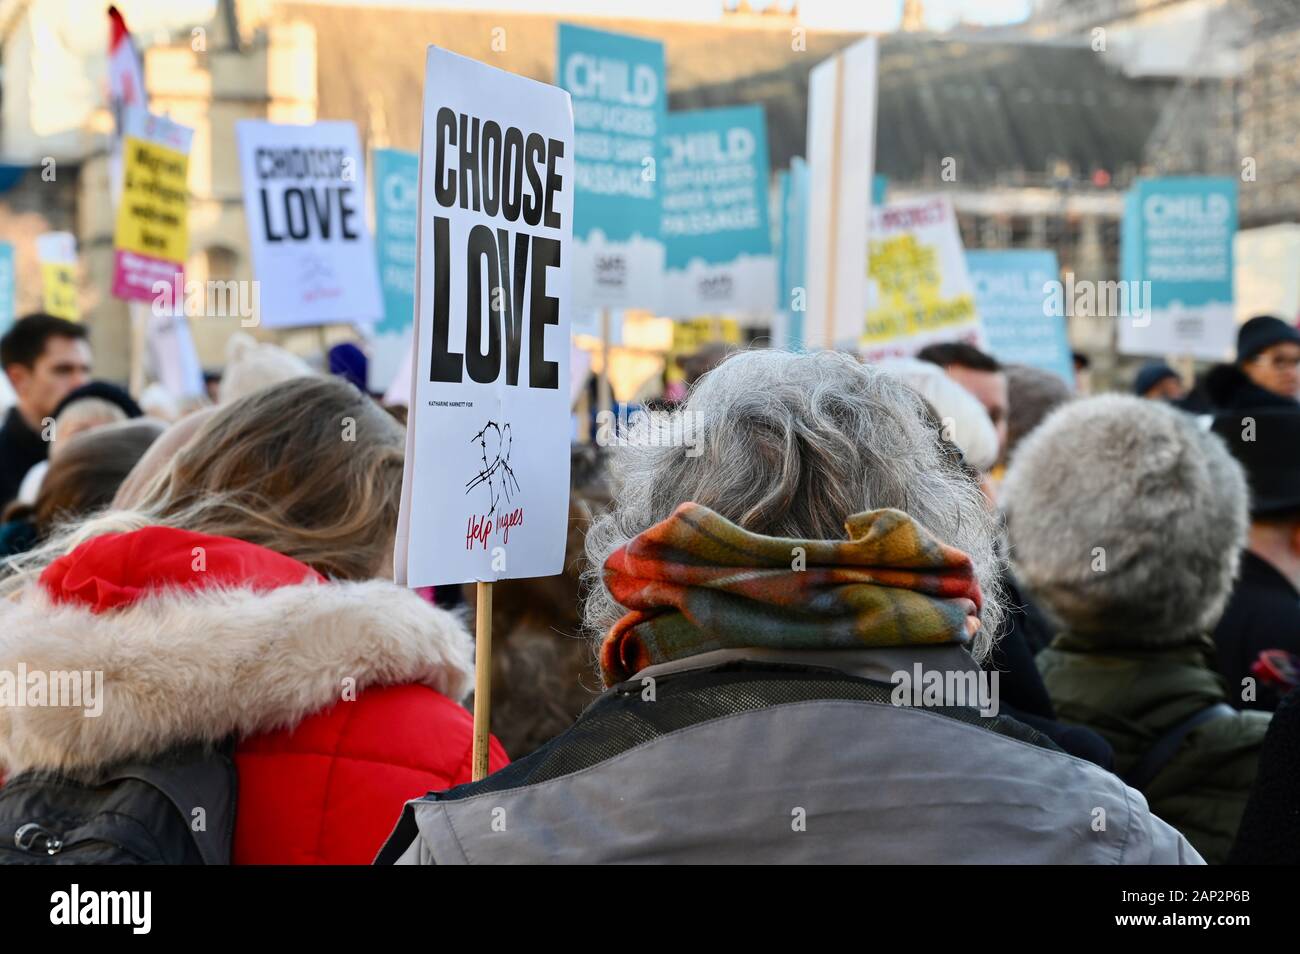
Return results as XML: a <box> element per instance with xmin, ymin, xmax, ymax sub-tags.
<box><xmin>466</xmin><ymin>420</ymin><xmax>521</xmax><ymax>517</ymax></box>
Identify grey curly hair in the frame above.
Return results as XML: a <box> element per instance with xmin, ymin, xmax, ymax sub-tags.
<box><xmin>582</xmin><ymin>348</ymin><xmax>1007</xmax><ymax>662</ymax></box>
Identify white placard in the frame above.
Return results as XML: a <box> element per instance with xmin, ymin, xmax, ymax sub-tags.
<box><xmin>236</xmin><ymin>120</ymin><xmax>383</xmax><ymax>328</ymax></box>
<box><xmin>36</xmin><ymin>232</ymin><xmax>77</xmax><ymax>266</ymax></box>
<box><xmin>395</xmin><ymin>47</ymin><xmax>574</xmax><ymax>588</ymax></box>
<box><xmin>805</xmin><ymin>36</ymin><xmax>878</xmax><ymax>350</ymax></box>
<box><xmin>1235</xmin><ymin>224</ymin><xmax>1300</xmax><ymax>325</ymax></box>
<box><xmin>861</xmin><ymin>196</ymin><xmax>986</xmax><ymax>362</ymax></box>
<box><xmin>146</xmin><ymin>311</ymin><xmax>205</xmax><ymax>400</ymax></box>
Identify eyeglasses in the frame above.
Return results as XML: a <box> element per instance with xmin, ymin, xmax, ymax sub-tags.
<box><xmin>1251</xmin><ymin>353</ymin><xmax>1300</xmax><ymax>371</ymax></box>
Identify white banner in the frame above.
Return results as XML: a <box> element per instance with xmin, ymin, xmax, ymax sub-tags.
<box><xmin>805</xmin><ymin>37</ymin><xmax>878</xmax><ymax>350</ymax></box>
<box><xmin>236</xmin><ymin>120</ymin><xmax>383</xmax><ymax>328</ymax></box>
<box><xmin>395</xmin><ymin>47</ymin><xmax>574</xmax><ymax>588</ymax></box>
<box><xmin>861</xmin><ymin>197</ymin><xmax>985</xmax><ymax>362</ymax></box>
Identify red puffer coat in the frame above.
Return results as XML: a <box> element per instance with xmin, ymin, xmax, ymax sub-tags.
<box><xmin>0</xmin><ymin>526</ymin><xmax>508</xmax><ymax>864</ymax></box>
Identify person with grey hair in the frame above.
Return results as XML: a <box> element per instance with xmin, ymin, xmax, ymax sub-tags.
<box><xmin>1003</xmin><ymin>395</ymin><xmax>1270</xmax><ymax>864</ymax></box>
<box><xmin>379</xmin><ymin>350</ymin><xmax>1199</xmax><ymax>864</ymax></box>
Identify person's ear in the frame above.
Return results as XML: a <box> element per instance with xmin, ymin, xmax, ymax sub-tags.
<box><xmin>5</xmin><ymin>363</ymin><xmax>30</xmax><ymax>394</ymax></box>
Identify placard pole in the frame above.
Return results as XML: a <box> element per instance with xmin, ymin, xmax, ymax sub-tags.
<box><xmin>471</xmin><ymin>580</ymin><xmax>494</xmax><ymax>781</ymax></box>
<box><xmin>823</xmin><ymin>53</ymin><xmax>845</xmax><ymax>351</ymax></box>
<box><xmin>599</xmin><ymin>307</ymin><xmax>612</xmax><ymax>415</ymax></box>
<box><xmin>128</xmin><ymin>301</ymin><xmax>148</xmax><ymax>398</ymax></box>
<box><xmin>577</xmin><ymin>382</ymin><xmax>593</xmax><ymax>444</ymax></box>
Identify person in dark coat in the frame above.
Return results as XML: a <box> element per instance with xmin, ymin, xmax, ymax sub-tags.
<box><xmin>1181</xmin><ymin>315</ymin><xmax>1300</xmax><ymax>413</ymax></box>
<box><xmin>0</xmin><ymin>314</ymin><xmax>92</xmax><ymax>510</ymax></box>
<box><xmin>381</xmin><ymin>351</ymin><xmax>1197</xmax><ymax>865</ymax></box>
<box><xmin>1211</xmin><ymin>407</ymin><xmax>1300</xmax><ymax>711</ymax></box>
<box><xmin>1229</xmin><ymin>688</ymin><xmax>1300</xmax><ymax>864</ymax></box>
<box><xmin>1005</xmin><ymin>394</ymin><xmax>1268</xmax><ymax>863</ymax></box>
<box><xmin>1134</xmin><ymin>361</ymin><xmax>1186</xmax><ymax>402</ymax></box>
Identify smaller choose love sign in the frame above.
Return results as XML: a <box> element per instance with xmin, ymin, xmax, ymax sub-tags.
<box><xmin>236</xmin><ymin>120</ymin><xmax>383</xmax><ymax>328</ymax></box>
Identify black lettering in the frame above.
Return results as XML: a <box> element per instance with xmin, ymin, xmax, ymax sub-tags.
<box><xmin>497</xmin><ymin>228</ymin><xmax>530</xmax><ymax>386</ymax></box>
<box><xmin>260</xmin><ymin>190</ymin><xmax>283</xmax><ymax>242</ymax></box>
<box><xmin>529</xmin><ymin>236</ymin><xmax>561</xmax><ymax>389</ymax></box>
<box><xmin>459</xmin><ymin>113</ymin><xmax>481</xmax><ymax>212</ymax></box>
<box><xmin>482</xmin><ymin>121</ymin><xmax>503</xmax><ymax>218</ymax></box>
<box><xmin>523</xmin><ymin>133</ymin><xmax>545</xmax><ymax>227</ymax></box>
<box><xmin>307</xmin><ymin>188</ymin><xmax>332</xmax><ymax>239</ymax></box>
<box><xmin>429</xmin><ymin>217</ymin><xmax>462</xmax><ymax>383</ymax></box>
<box><xmin>283</xmin><ymin>188</ymin><xmax>310</xmax><ymax>240</ymax></box>
<box><xmin>435</xmin><ymin>107</ymin><xmax>456</xmax><ymax>208</ymax></box>
<box><xmin>502</xmin><ymin>126</ymin><xmax>524</xmax><ymax>222</ymax></box>
<box><xmin>465</xmin><ymin>224</ymin><xmax>501</xmax><ymax>384</ymax></box>
<box><xmin>339</xmin><ymin>187</ymin><xmax>359</xmax><ymax>239</ymax></box>
<box><xmin>543</xmin><ymin>138</ymin><xmax>564</xmax><ymax>229</ymax></box>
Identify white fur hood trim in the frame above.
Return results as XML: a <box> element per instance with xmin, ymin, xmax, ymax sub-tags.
<box><xmin>0</xmin><ymin>580</ymin><xmax>475</xmax><ymax>776</ymax></box>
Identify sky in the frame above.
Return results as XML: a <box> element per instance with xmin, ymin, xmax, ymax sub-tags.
<box><xmin>277</xmin><ymin>0</ymin><xmax>1035</xmax><ymax>32</ymax></box>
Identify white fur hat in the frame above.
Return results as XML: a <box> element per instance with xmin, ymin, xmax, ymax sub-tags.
<box><xmin>878</xmin><ymin>357</ymin><xmax>999</xmax><ymax>472</ymax></box>
<box><xmin>1002</xmin><ymin>394</ymin><xmax>1249</xmax><ymax>645</ymax></box>
<box><xmin>217</xmin><ymin>332</ymin><xmax>315</xmax><ymax>406</ymax></box>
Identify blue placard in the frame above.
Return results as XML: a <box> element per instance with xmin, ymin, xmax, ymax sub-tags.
<box><xmin>558</xmin><ymin>23</ymin><xmax>664</xmax><ymax>243</ymax></box>
<box><xmin>662</xmin><ymin>105</ymin><xmax>771</xmax><ymax>268</ymax></box>
<box><xmin>557</xmin><ymin>23</ymin><xmax>666</xmax><ymax>310</ymax></box>
<box><xmin>872</xmin><ymin>174</ymin><xmax>888</xmax><ymax>206</ymax></box>
<box><xmin>1127</xmin><ymin>177</ymin><xmax>1236</xmax><ymax>310</ymax></box>
<box><xmin>0</xmin><ymin>242</ymin><xmax>14</xmax><ymax>335</ymax></box>
<box><xmin>371</xmin><ymin>147</ymin><xmax>419</xmax><ymax>336</ymax></box>
<box><xmin>965</xmin><ymin>249</ymin><xmax>1071</xmax><ymax>385</ymax></box>
<box><xmin>660</xmin><ymin>105</ymin><xmax>774</xmax><ymax>315</ymax></box>
<box><xmin>777</xmin><ymin>158</ymin><xmax>809</xmax><ymax>349</ymax></box>
<box><xmin>1119</xmin><ymin>176</ymin><xmax>1237</xmax><ymax>358</ymax></box>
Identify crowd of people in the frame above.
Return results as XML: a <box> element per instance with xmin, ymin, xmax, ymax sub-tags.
<box><xmin>1</xmin><ymin>309</ymin><xmax>1298</xmax><ymax>865</ymax></box>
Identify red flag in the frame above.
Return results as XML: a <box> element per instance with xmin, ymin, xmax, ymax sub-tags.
<box><xmin>107</xmin><ymin>5</ymin><xmax>147</xmax><ymax>132</ymax></box>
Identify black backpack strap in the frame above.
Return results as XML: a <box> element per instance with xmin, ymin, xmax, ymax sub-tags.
<box><xmin>1124</xmin><ymin>703</ymin><xmax>1237</xmax><ymax>793</ymax></box>
<box><xmin>375</xmin><ymin>803</ymin><xmax>421</xmax><ymax>865</ymax></box>
<box><xmin>106</xmin><ymin>741</ymin><xmax>238</xmax><ymax>865</ymax></box>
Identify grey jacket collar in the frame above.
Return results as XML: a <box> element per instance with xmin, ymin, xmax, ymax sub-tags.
<box><xmin>632</xmin><ymin>643</ymin><xmax>981</xmax><ymax>691</ymax></box>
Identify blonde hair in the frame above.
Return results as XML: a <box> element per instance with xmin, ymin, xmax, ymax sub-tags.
<box><xmin>52</xmin><ymin>398</ymin><xmax>128</xmax><ymax>458</ymax></box>
<box><xmin>2</xmin><ymin>377</ymin><xmax>405</xmax><ymax>591</ymax></box>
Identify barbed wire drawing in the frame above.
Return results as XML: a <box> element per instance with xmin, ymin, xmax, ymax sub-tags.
<box><xmin>465</xmin><ymin>419</ymin><xmax>520</xmax><ymax>517</ymax></box>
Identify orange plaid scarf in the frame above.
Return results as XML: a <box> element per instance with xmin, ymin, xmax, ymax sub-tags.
<box><xmin>599</xmin><ymin>503</ymin><xmax>983</xmax><ymax>685</ymax></box>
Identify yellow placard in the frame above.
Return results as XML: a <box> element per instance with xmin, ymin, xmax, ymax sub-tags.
<box><xmin>41</xmin><ymin>263</ymin><xmax>79</xmax><ymax>321</ymax></box>
<box><xmin>861</xmin><ymin>233</ymin><xmax>977</xmax><ymax>345</ymax></box>
<box><xmin>666</xmin><ymin>316</ymin><xmax>742</xmax><ymax>383</ymax></box>
<box><xmin>113</xmin><ymin>135</ymin><xmax>189</xmax><ymax>263</ymax></box>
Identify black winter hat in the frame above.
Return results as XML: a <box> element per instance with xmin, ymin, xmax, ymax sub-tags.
<box><xmin>52</xmin><ymin>380</ymin><xmax>143</xmax><ymax>421</ymax></box>
<box><xmin>1212</xmin><ymin>406</ymin><xmax>1300</xmax><ymax>517</ymax></box>
<box><xmin>1237</xmin><ymin>315</ymin><xmax>1300</xmax><ymax>364</ymax></box>
<box><xmin>1133</xmin><ymin>361</ymin><xmax>1179</xmax><ymax>396</ymax></box>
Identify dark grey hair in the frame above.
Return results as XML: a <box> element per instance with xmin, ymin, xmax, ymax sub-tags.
<box><xmin>583</xmin><ymin>348</ymin><xmax>1007</xmax><ymax>661</ymax></box>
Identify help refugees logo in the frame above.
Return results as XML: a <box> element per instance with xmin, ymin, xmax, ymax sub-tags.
<box><xmin>466</xmin><ymin>420</ymin><xmax>520</xmax><ymax>517</ymax></box>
